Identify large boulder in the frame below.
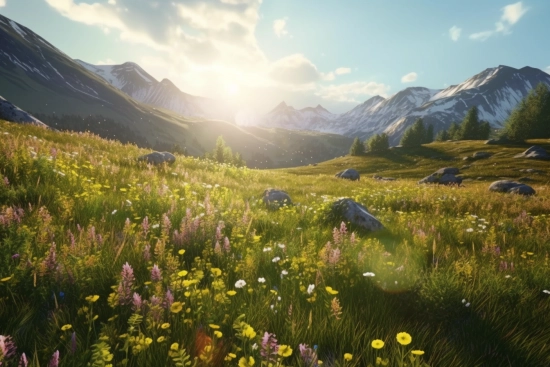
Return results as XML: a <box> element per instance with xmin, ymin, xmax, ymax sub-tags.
<box><xmin>335</xmin><ymin>169</ymin><xmax>360</xmax><ymax>181</ymax></box>
<box><xmin>331</xmin><ymin>199</ymin><xmax>384</xmax><ymax>232</ymax></box>
<box><xmin>263</xmin><ymin>189</ymin><xmax>292</xmax><ymax>209</ymax></box>
<box><xmin>137</xmin><ymin>151</ymin><xmax>176</xmax><ymax>165</ymax></box>
<box><xmin>419</xmin><ymin>168</ymin><xmax>462</xmax><ymax>185</ymax></box>
<box><xmin>514</xmin><ymin>146</ymin><xmax>550</xmax><ymax>160</ymax></box>
<box><xmin>435</xmin><ymin>167</ymin><xmax>460</xmax><ymax>175</ymax></box>
<box><xmin>488</xmin><ymin>180</ymin><xmax>536</xmax><ymax>196</ymax></box>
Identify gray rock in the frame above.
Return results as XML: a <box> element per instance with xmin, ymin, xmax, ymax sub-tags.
<box><xmin>472</xmin><ymin>151</ymin><xmax>492</xmax><ymax>160</ymax></box>
<box><xmin>263</xmin><ymin>189</ymin><xmax>292</xmax><ymax>209</ymax></box>
<box><xmin>137</xmin><ymin>151</ymin><xmax>176</xmax><ymax>165</ymax></box>
<box><xmin>372</xmin><ymin>175</ymin><xmax>396</xmax><ymax>181</ymax></box>
<box><xmin>418</xmin><ymin>174</ymin><xmax>439</xmax><ymax>184</ymax></box>
<box><xmin>514</xmin><ymin>146</ymin><xmax>550</xmax><ymax>160</ymax></box>
<box><xmin>335</xmin><ymin>168</ymin><xmax>360</xmax><ymax>181</ymax></box>
<box><xmin>419</xmin><ymin>168</ymin><xmax>462</xmax><ymax>185</ymax></box>
<box><xmin>435</xmin><ymin>167</ymin><xmax>460</xmax><ymax>175</ymax></box>
<box><xmin>439</xmin><ymin>173</ymin><xmax>463</xmax><ymax>185</ymax></box>
<box><xmin>519</xmin><ymin>168</ymin><xmax>544</xmax><ymax>174</ymax></box>
<box><xmin>331</xmin><ymin>199</ymin><xmax>384</xmax><ymax>232</ymax></box>
<box><xmin>488</xmin><ymin>180</ymin><xmax>536</xmax><ymax>196</ymax></box>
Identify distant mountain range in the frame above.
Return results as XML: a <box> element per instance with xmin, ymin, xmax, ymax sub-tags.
<box><xmin>0</xmin><ymin>14</ymin><xmax>352</xmax><ymax>168</ymax></box>
<box><xmin>257</xmin><ymin>66</ymin><xmax>550</xmax><ymax>144</ymax></box>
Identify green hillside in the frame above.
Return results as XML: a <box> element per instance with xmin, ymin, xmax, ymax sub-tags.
<box><xmin>0</xmin><ymin>120</ymin><xmax>549</xmax><ymax>367</ymax></box>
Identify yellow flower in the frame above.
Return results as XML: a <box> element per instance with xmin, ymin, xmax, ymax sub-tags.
<box><xmin>396</xmin><ymin>332</ymin><xmax>412</xmax><ymax>346</ymax></box>
<box><xmin>157</xmin><ymin>336</ymin><xmax>165</xmax><ymax>343</ymax></box>
<box><xmin>225</xmin><ymin>352</ymin><xmax>237</xmax><ymax>361</ymax></box>
<box><xmin>86</xmin><ymin>295</ymin><xmax>100</xmax><ymax>303</ymax></box>
<box><xmin>325</xmin><ymin>286</ymin><xmax>338</xmax><ymax>295</ymax></box>
<box><xmin>371</xmin><ymin>339</ymin><xmax>385</xmax><ymax>349</ymax></box>
<box><xmin>238</xmin><ymin>356</ymin><xmax>255</xmax><ymax>367</ymax></box>
<box><xmin>178</xmin><ymin>270</ymin><xmax>188</xmax><ymax>277</ymax></box>
<box><xmin>214</xmin><ymin>331</ymin><xmax>223</xmax><ymax>338</ymax></box>
<box><xmin>178</xmin><ymin>249</ymin><xmax>185</xmax><ymax>255</ymax></box>
<box><xmin>161</xmin><ymin>323</ymin><xmax>170</xmax><ymax>329</ymax></box>
<box><xmin>1</xmin><ymin>276</ymin><xmax>12</xmax><ymax>282</ymax></box>
<box><xmin>209</xmin><ymin>324</ymin><xmax>220</xmax><ymax>329</ymax></box>
<box><xmin>277</xmin><ymin>345</ymin><xmax>293</xmax><ymax>357</ymax></box>
<box><xmin>61</xmin><ymin>324</ymin><xmax>72</xmax><ymax>331</ymax></box>
<box><xmin>211</xmin><ymin>268</ymin><xmax>222</xmax><ymax>276</ymax></box>
<box><xmin>411</xmin><ymin>350</ymin><xmax>425</xmax><ymax>355</ymax></box>
<box><xmin>318</xmin><ymin>360</ymin><xmax>323</xmax><ymax>365</ymax></box>
<box><xmin>170</xmin><ymin>302</ymin><xmax>183</xmax><ymax>313</ymax></box>
<box><xmin>344</xmin><ymin>353</ymin><xmax>353</xmax><ymax>361</ymax></box>
<box><xmin>242</xmin><ymin>326</ymin><xmax>256</xmax><ymax>339</ymax></box>
<box><xmin>170</xmin><ymin>343</ymin><xmax>179</xmax><ymax>351</ymax></box>
<box><xmin>226</xmin><ymin>290</ymin><xmax>237</xmax><ymax>296</ymax></box>
<box><xmin>145</xmin><ymin>338</ymin><xmax>152</xmax><ymax>345</ymax></box>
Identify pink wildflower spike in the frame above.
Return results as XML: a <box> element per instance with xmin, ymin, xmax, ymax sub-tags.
<box><xmin>132</xmin><ymin>292</ymin><xmax>143</xmax><ymax>312</ymax></box>
<box><xmin>0</xmin><ymin>335</ymin><xmax>17</xmax><ymax>359</ymax></box>
<box><xmin>223</xmin><ymin>237</ymin><xmax>231</xmax><ymax>253</ymax></box>
<box><xmin>19</xmin><ymin>352</ymin><xmax>28</xmax><ymax>367</ymax></box>
<box><xmin>151</xmin><ymin>264</ymin><xmax>162</xmax><ymax>282</ymax></box>
<box><xmin>48</xmin><ymin>350</ymin><xmax>59</xmax><ymax>367</ymax></box>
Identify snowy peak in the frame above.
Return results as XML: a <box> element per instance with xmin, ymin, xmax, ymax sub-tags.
<box><xmin>76</xmin><ymin>59</ymin><xmax>157</xmax><ymax>91</ymax></box>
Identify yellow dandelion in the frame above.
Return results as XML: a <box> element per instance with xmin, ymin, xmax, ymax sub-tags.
<box><xmin>170</xmin><ymin>302</ymin><xmax>183</xmax><ymax>313</ymax></box>
<box><xmin>61</xmin><ymin>324</ymin><xmax>72</xmax><ymax>331</ymax></box>
<box><xmin>238</xmin><ymin>356</ymin><xmax>255</xmax><ymax>367</ymax></box>
<box><xmin>209</xmin><ymin>324</ymin><xmax>220</xmax><ymax>329</ymax></box>
<box><xmin>170</xmin><ymin>342</ymin><xmax>179</xmax><ymax>351</ymax></box>
<box><xmin>214</xmin><ymin>331</ymin><xmax>223</xmax><ymax>338</ymax></box>
<box><xmin>226</xmin><ymin>290</ymin><xmax>237</xmax><ymax>296</ymax></box>
<box><xmin>344</xmin><ymin>353</ymin><xmax>353</xmax><ymax>361</ymax></box>
<box><xmin>396</xmin><ymin>332</ymin><xmax>412</xmax><ymax>346</ymax></box>
<box><xmin>371</xmin><ymin>339</ymin><xmax>384</xmax><ymax>349</ymax></box>
<box><xmin>85</xmin><ymin>295</ymin><xmax>100</xmax><ymax>303</ymax></box>
<box><xmin>411</xmin><ymin>350</ymin><xmax>425</xmax><ymax>355</ymax></box>
<box><xmin>161</xmin><ymin>323</ymin><xmax>170</xmax><ymax>329</ymax></box>
<box><xmin>211</xmin><ymin>268</ymin><xmax>222</xmax><ymax>276</ymax></box>
<box><xmin>145</xmin><ymin>338</ymin><xmax>152</xmax><ymax>345</ymax></box>
<box><xmin>277</xmin><ymin>345</ymin><xmax>293</xmax><ymax>357</ymax></box>
<box><xmin>157</xmin><ymin>336</ymin><xmax>165</xmax><ymax>343</ymax></box>
<box><xmin>178</xmin><ymin>249</ymin><xmax>185</xmax><ymax>255</ymax></box>
<box><xmin>178</xmin><ymin>270</ymin><xmax>188</xmax><ymax>277</ymax></box>
<box><xmin>325</xmin><ymin>286</ymin><xmax>338</xmax><ymax>295</ymax></box>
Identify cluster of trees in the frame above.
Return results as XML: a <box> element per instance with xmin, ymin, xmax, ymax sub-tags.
<box><xmin>205</xmin><ymin>136</ymin><xmax>246</xmax><ymax>167</ymax></box>
<box><xmin>400</xmin><ymin>118</ymin><xmax>434</xmax><ymax>146</ymax></box>
<box><xmin>349</xmin><ymin>133</ymin><xmax>390</xmax><ymax>156</ymax></box>
<box><xmin>503</xmin><ymin>83</ymin><xmax>550</xmax><ymax>141</ymax></box>
<box><xmin>435</xmin><ymin>106</ymin><xmax>491</xmax><ymax>141</ymax></box>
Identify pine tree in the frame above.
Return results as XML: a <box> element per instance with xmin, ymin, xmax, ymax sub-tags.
<box><xmin>367</xmin><ymin>133</ymin><xmax>389</xmax><ymax>152</ymax></box>
<box><xmin>435</xmin><ymin>129</ymin><xmax>450</xmax><ymax>141</ymax></box>
<box><xmin>458</xmin><ymin>106</ymin><xmax>480</xmax><ymax>140</ymax></box>
<box><xmin>425</xmin><ymin>124</ymin><xmax>434</xmax><ymax>144</ymax></box>
<box><xmin>478</xmin><ymin>121</ymin><xmax>491</xmax><ymax>140</ymax></box>
<box><xmin>447</xmin><ymin>122</ymin><xmax>460</xmax><ymax>140</ymax></box>
<box><xmin>214</xmin><ymin>136</ymin><xmax>226</xmax><ymax>163</ymax></box>
<box><xmin>503</xmin><ymin>83</ymin><xmax>550</xmax><ymax>141</ymax></box>
<box><xmin>400</xmin><ymin>118</ymin><xmax>426</xmax><ymax>147</ymax></box>
<box><xmin>349</xmin><ymin>137</ymin><xmax>365</xmax><ymax>156</ymax></box>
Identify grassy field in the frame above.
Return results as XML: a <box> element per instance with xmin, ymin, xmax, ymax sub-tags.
<box><xmin>0</xmin><ymin>119</ymin><xmax>549</xmax><ymax>367</ymax></box>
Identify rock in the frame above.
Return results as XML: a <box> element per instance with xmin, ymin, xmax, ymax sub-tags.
<box><xmin>514</xmin><ymin>146</ymin><xmax>550</xmax><ymax>160</ymax></box>
<box><xmin>518</xmin><ymin>177</ymin><xmax>534</xmax><ymax>182</ymax></box>
<box><xmin>472</xmin><ymin>151</ymin><xmax>492</xmax><ymax>160</ymax></box>
<box><xmin>435</xmin><ymin>167</ymin><xmax>460</xmax><ymax>175</ymax></box>
<box><xmin>519</xmin><ymin>168</ymin><xmax>544</xmax><ymax>174</ymax></box>
<box><xmin>372</xmin><ymin>175</ymin><xmax>397</xmax><ymax>181</ymax></box>
<box><xmin>485</xmin><ymin>137</ymin><xmax>510</xmax><ymax>145</ymax></box>
<box><xmin>488</xmin><ymin>180</ymin><xmax>536</xmax><ymax>196</ymax></box>
<box><xmin>263</xmin><ymin>189</ymin><xmax>292</xmax><ymax>209</ymax></box>
<box><xmin>439</xmin><ymin>173</ymin><xmax>463</xmax><ymax>185</ymax></box>
<box><xmin>137</xmin><ymin>151</ymin><xmax>176</xmax><ymax>165</ymax></box>
<box><xmin>335</xmin><ymin>168</ymin><xmax>360</xmax><ymax>181</ymax></box>
<box><xmin>331</xmin><ymin>199</ymin><xmax>384</xmax><ymax>232</ymax></box>
<box><xmin>461</xmin><ymin>165</ymin><xmax>471</xmax><ymax>169</ymax></box>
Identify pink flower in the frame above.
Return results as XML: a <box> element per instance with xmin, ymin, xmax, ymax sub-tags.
<box><xmin>151</xmin><ymin>264</ymin><xmax>162</xmax><ymax>282</ymax></box>
<box><xmin>48</xmin><ymin>350</ymin><xmax>59</xmax><ymax>367</ymax></box>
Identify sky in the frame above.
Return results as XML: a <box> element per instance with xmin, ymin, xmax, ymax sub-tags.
<box><xmin>1</xmin><ymin>0</ymin><xmax>549</xmax><ymax>119</ymax></box>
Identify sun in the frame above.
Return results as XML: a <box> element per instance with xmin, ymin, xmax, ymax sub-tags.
<box><xmin>226</xmin><ymin>83</ymin><xmax>240</xmax><ymax>96</ymax></box>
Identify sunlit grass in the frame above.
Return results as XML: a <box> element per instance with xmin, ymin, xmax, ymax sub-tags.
<box><xmin>0</xmin><ymin>120</ymin><xmax>549</xmax><ymax>366</ymax></box>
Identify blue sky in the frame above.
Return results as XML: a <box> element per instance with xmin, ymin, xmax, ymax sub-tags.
<box><xmin>1</xmin><ymin>0</ymin><xmax>549</xmax><ymax>116</ymax></box>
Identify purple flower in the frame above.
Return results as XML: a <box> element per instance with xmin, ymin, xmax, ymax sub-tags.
<box><xmin>163</xmin><ymin>289</ymin><xmax>174</xmax><ymax>309</ymax></box>
<box><xmin>48</xmin><ymin>350</ymin><xmax>59</xmax><ymax>367</ymax></box>
<box><xmin>214</xmin><ymin>241</ymin><xmax>222</xmax><ymax>255</ymax></box>
<box><xmin>0</xmin><ymin>335</ymin><xmax>17</xmax><ymax>359</ymax></box>
<box><xmin>70</xmin><ymin>332</ymin><xmax>77</xmax><ymax>354</ymax></box>
<box><xmin>328</xmin><ymin>248</ymin><xmax>341</xmax><ymax>266</ymax></box>
<box><xmin>43</xmin><ymin>242</ymin><xmax>57</xmax><ymax>272</ymax></box>
<box><xmin>11</xmin><ymin>254</ymin><xmax>20</xmax><ymax>260</ymax></box>
<box><xmin>142</xmin><ymin>216</ymin><xmax>150</xmax><ymax>237</ymax></box>
<box><xmin>18</xmin><ymin>352</ymin><xmax>28</xmax><ymax>367</ymax></box>
<box><xmin>143</xmin><ymin>244</ymin><xmax>151</xmax><ymax>261</ymax></box>
<box><xmin>260</xmin><ymin>332</ymin><xmax>279</xmax><ymax>363</ymax></box>
<box><xmin>117</xmin><ymin>262</ymin><xmax>135</xmax><ymax>305</ymax></box>
<box><xmin>223</xmin><ymin>237</ymin><xmax>231</xmax><ymax>253</ymax></box>
<box><xmin>299</xmin><ymin>344</ymin><xmax>318</xmax><ymax>366</ymax></box>
<box><xmin>132</xmin><ymin>292</ymin><xmax>143</xmax><ymax>312</ymax></box>
<box><xmin>151</xmin><ymin>264</ymin><xmax>162</xmax><ymax>282</ymax></box>
<box><xmin>162</xmin><ymin>213</ymin><xmax>172</xmax><ymax>237</ymax></box>
<box><xmin>2</xmin><ymin>176</ymin><xmax>8</xmax><ymax>186</ymax></box>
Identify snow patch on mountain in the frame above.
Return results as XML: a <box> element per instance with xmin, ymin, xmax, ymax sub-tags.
<box><xmin>0</xmin><ymin>95</ymin><xmax>49</xmax><ymax>128</ymax></box>
<box><xmin>9</xmin><ymin>19</ymin><xmax>27</xmax><ymax>39</ymax></box>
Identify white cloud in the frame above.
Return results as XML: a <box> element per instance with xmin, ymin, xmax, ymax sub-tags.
<box><xmin>545</xmin><ymin>66</ymin><xmax>550</xmax><ymax>74</ymax></box>
<box><xmin>449</xmin><ymin>26</ymin><xmax>461</xmax><ymax>41</ymax></box>
<box><xmin>401</xmin><ymin>72</ymin><xmax>418</xmax><ymax>83</ymax></box>
<box><xmin>335</xmin><ymin>67</ymin><xmax>351</xmax><ymax>75</ymax></box>
<box><xmin>469</xmin><ymin>1</ymin><xmax>528</xmax><ymax>41</ymax></box>
<box><xmin>316</xmin><ymin>81</ymin><xmax>391</xmax><ymax>103</ymax></box>
<box><xmin>0</xmin><ymin>0</ymin><xmax>6</xmax><ymax>7</ymax></box>
<box><xmin>107</xmin><ymin>0</ymin><xmax>116</xmax><ymax>5</ymax></box>
<box><xmin>269</xmin><ymin>54</ymin><xmax>320</xmax><ymax>85</ymax></box>
<box><xmin>96</xmin><ymin>58</ymin><xmax>117</xmax><ymax>65</ymax></box>
<box><xmin>273</xmin><ymin>18</ymin><xmax>288</xmax><ymax>38</ymax></box>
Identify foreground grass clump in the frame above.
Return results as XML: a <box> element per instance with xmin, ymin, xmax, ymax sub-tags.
<box><xmin>0</xmin><ymin>120</ymin><xmax>549</xmax><ymax>367</ymax></box>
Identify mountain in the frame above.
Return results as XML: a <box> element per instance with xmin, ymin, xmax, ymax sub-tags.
<box><xmin>260</xmin><ymin>66</ymin><xmax>550</xmax><ymax>144</ymax></box>
<box><xmin>76</xmin><ymin>60</ymin><xmax>234</xmax><ymax>121</ymax></box>
<box><xmin>0</xmin><ymin>95</ymin><xmax>49</xmax><ymax>128</ymax></box>
<box><xmin>0</xmin><ymin>14</ymin><xmax>352</xmax><ymax>168</ymax></box>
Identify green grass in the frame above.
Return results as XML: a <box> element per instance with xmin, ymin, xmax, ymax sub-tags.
<box><xmin>0</xmin><ymin>120</ymin><xmax>549</xmax><ymax>367</ymax></box>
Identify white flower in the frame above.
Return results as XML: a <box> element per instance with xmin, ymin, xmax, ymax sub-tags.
<box><xmin>272</xmin><ymin>256</ymin><xmax>280</xmax><ymax>263</ymax></box>
<box><xmin>466</xmin><ymin>228</ymin><xmax>474</xmax><ymax>233</ymax></box>
<box><xmin>258</xmin><ymin>277</ymin><xmax>266</xmax><ymax>283</ymax></box>
<box><xmin>281</xmin><ymin>270</ymin><xmax>288</xmax><ymax>276</ymax></box>
<box><xmin>126</xmin><ymin>200</ymin><xmax>132</xmax><ymax>206</ymax></box>
<box><xmin>278</xmin><ymin>243</ymin><xmax>286</xmax><ymax>249</ymax></box>
<box><xmin>543</xmin><ymin>290</ymin><xmax>550</xmax><ymax>294</ymax></box>
<box><xmin>252</xmin><ymin>343</ymin><xmax>258</xmax><ymax>350</ymax></box>
<box><xmin>395</xmin><ymin>265</ymin><xmax>404</xmax><ymax>272</ymax></box>
<box><xmin>465</xmin><ymin>303</ymin><xmax>471</xmax><ymax>307</ymax></box>
<box><xmin>235</xmin><ymin>280</ymin><xmax>246</xmax><ymax>288</ymax></box>
<box><xmin>462</xmin><ymin>299</ymin><xmax>466</xmax><ymax>304</ymax></box>
<box><xmin>505</xmin><ymin>275</ymin><xmax>511</xmax><ymax>279</ymax></box>
<box><xmin>363</xmin><ymin>272</ymin><xmax>375</xmax><ymax>277</ymax></box>
<box><xmin>277</xmin><ymin>296</ymin><xmax>281</xmax><ymax>301</ymax></box>
<box><xmin>263</xmin><ymin>247</ymin><xmax>272</xmax><ymax>252</ymax></box>
<box><xmin>152</xmin><ymin>224</ymin><xmax>160</xmax><ymax>229</ymax></box>
<box><xmin>111</xmin><ymin>210</ymin><xmax>117</xmax><ymax>215</ymax></box>
<box><xmin>307</xmin><ymin>284</ymin><xmax>315</xmax><ymax>294</ymax></box>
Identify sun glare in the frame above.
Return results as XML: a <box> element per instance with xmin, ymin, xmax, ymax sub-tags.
<box><xmin>226</xmin><ymin>83</ymin><xmax>240</xmax><ymax>96</ymax></box>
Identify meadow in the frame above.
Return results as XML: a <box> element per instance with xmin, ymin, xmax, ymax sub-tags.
<box><xmin>0</xmin><ymin>119</ymin><xmax>549</xmax><ymax>367</ymax></box>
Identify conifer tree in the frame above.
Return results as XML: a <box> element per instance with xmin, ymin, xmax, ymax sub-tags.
<box><xmin>349</xmin><ymin>137</ymin><xmax>365</xmax><ymax>156</ymax></box>
<box><xmin>367</xmin><ymin>133</ymin><xmax>389</xmax><ymax>152</ymax></box>
<box><xmin>447</xmin><ymin>122</ymin><xmax>460</xmax><ymax>140</ymax></box>
<box><xmin>458</xmin><ymin>106</ymin><xmax>480</xmax><ymax>140</ymax></box>
<box><xmin>425</xmin><ymin>124</ymin><xmax>434</xmax><ymax>144</ymax></box>
<box><xmin>400</xmin><ymin>118</ymin><xmax>427</xmax><ymax>147</ymax></box>
<box><xmin>504</xmin><ymin>82</ymin><xmax>550</xmax><ymax>141</ymax></box>
<box><xmin>435</xmin><ymin>129</ymin><xmax>450</xmax><ymax>141</ymax></box>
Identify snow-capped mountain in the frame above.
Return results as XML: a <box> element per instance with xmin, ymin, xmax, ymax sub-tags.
<box><xmin>76</xmin><ymin>60</ymin><xmax>234</xmax><ymax>121</ymax></box>
<box><xmin>261</xmin><ymin>66</ymin><xmax>550</xmax><ymax>144</ymax></box>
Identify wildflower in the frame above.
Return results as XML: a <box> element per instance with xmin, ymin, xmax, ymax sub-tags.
<box><xmin>170</xmin><ymin>343</ymin><xmax>179</xmax><ymax>351</ymax></box>
<box><xmin>157</xmin><ymin>336</ymin><xmax>165</xmax><ymax>343</ymax></box>
<box><xmin>396</xmin><ymin>332</ymin><xmax>412</xmax><ymax>346</ymax></box>
<box><xmin>118</xmin><ymin>262</ymin><xmax>135</xmax><ymax>305</ymax></box>
<box><xmin>209</xmin><ymin>324</ymin><xmax>220</xmax><ymax>329</ymax></box>
<box><xmin>278</xmin><ymin>243</ymin><xmax>286</xmax><ymax>249</ymax></box>
<box><xmin>20</xmin><ymin>352</ymin><xmax>29</xmax><ymax>367</ymax></box>
<box><xmin>261</xmin><ymin>332</ymin><xmax>279</xmax><ymax>362</ymax></box>
<box><xmin>43</xmin><ymin>242</ymin><xmax>57</xmax><ymax>272</ymax></box>
<box><xmin>272</xmin><ymin>256</ymin><xmax>280</xmax><ymax>263</ymax></box>
<box><xmin>48</xmin><ymin>350</ymin><xmax>60</xmax><ymax>367</ymax></box>
<box><xmin>278</xmin><ymin>345</ymin><xmax>292</xmax><ymax>357</ymax></box>
<box><xmin>111</xmin><ymin>210</ymin><xmax>117</xmax><ymax>215</ymax></box>
<box><xmin>86</xmin><ymin>295</ymin><xmax>99</xmax><ymax>303</ymax></box>
<box><xmin>235</xmin><ymin>280</ymin><xmax>246</xmax><ymax>288</ymax></box>
<box><xmin>211</xmin><ymin>268</ymin><xmax>222</xmax><ymax>277</ymax></box>
<box><xmin>307</xmin><ymin>284</ymin><xmax>315</xmax><ymax>294</ymax></box>
<box><xmin>363</xmin><ymin>272</ymin><xmax>375</xmax><ymax>277</ymax></box>
<box><xmin>70</xmin><ymin>332</ymin><xmax>77</xmax><ymax>354</ymax></box>
<box><xmin>0</xmin><ymin>335</ymin><xmax>17</xmax><ymax>359</ymax></box>
<box><xmin>214</xmin><ymin>331</ymin><xmax>223</xmax><ymax>338</ymax></box>
<box><xmin>325</xmin><ymin>286</ymin><xmax>338</xmax><ymax>295</ymax></box>
<box><xmin>242</xmin><ymin>325</ymin><xmax>256</xmax><ymax>339</ymax></box>
<box><xmin>227</xmin><ymin>290</ymin><xmax>237</xmax><ymax>296</ymax></box>
<box><xmin>258</xmin><ymin>277</ymin><xmax>266</xmax><ymax>283</ymax></box>
<box><xmin>178</xmin><ymin>270</ymin><xmax>188</xmax><ymax>277</ymax></box>
<box><xmin>281</xmin><ymin>270</ymin><xmax>288</xmax><ymax>276</ymax></box>
<box><xmin>298</xmin><ymin>344</ymin><xmax>317</xmax><ymax>366</ymax></box>
<box><xmin>238</xmin><ymin>356</ymin><xmax>255</xmax><ymax>367</ymax></box>
<box><xmin>132</xmin><ymin>293</ymin><xmax>143</xmax><ymax>312</ymax></box>
<box><xmin>466</xmin><ymin>228</ymin><xmax>474</xmax><ymax>233</ymax></box>
<box><xmin>170</xmin><ymin>302</ymin><xmax>183</xmax><ymax>313</ymax></box>
<box><xmin>263</xmin><ymin>247</ymin><xmax>272</xmax><ymax>252</ymax></box>
<box><xmin>163</xmin><ymin>289</ymin><xmax>174</xmax><ymax>309</ymax></box>
<box><xmin>344</xmin><ymin>353</ymin><xmax>353</xmax><ymax>361</ymax></box>
<box><xmin>61</xmin><ymin>324</ymin><xmax>72</xmax><ymax>331</ymax></box>
<box><xmin>465</xmin><ymin>302</ymin><xmax>471</xmax><ymax>307</ymax></box>
<box><xmin>223</xmin><ymin>237</ymin><xmax>231</xmax><ymax>253</ymax></box>
<box><xmin>411</xmin><ymin>350</ymin><xmax>425</xmax><ymax>355</ymax></box>
<box><xmin>371</xmin><ymin>339</ymin><xmax>384</xmax><ymax>349</ymax></box>
<box><xmin>543</xmin><ymin>290</ymin><xmax>550</xmax><ymax>294</ymax></box>
<box><xmin>151</xmin><ymin>264</ymin><xmax>162</xmax><ymax>282</ymax></box>
<box><xmin>161</xmin><ymin>323</ymin><xmax>170</xmax><ymax>329</ymax></box>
